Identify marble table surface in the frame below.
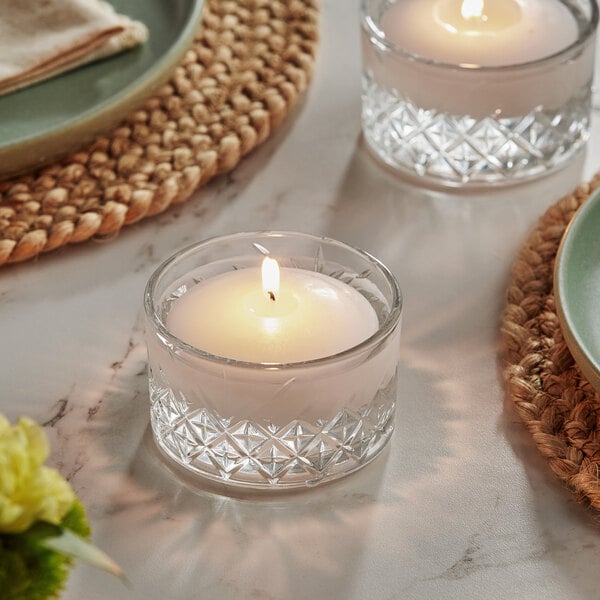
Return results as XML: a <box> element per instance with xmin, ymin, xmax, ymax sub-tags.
<box><xmin>3</xmin><ymin>2</ymin><xmax>600</xmax><ymax>598</ymax></box>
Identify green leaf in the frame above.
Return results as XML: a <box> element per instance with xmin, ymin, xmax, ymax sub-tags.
<box><xmin>40</xmin><ymin>528</ymin><xmax>126</xmax><ymax>582</ymax></box>
<box><xmin>0</xmin><ymin>532</ymin><xmax>71</xmax><ymax>600</ymax></box>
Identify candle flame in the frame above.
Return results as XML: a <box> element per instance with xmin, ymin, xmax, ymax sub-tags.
<box><xmin>461</xmin><ymin>0</ymin><xmax>484</xmax><ymax>19</ymax></box>
<box><xmin>261</xmin><ymin>257</ymin><xmax>280</xmax><ymax>301</ymax></box>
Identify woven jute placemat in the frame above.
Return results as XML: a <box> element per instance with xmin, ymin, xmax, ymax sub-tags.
<box><xmin>0</xmin><ymin>0</ymin><xmax>319</xmax><ymax>266</ymax></box>
<box><xmin>502</xmin><ymin>172</ymin><xmax>600</xmax><ymax>511</ymax></box>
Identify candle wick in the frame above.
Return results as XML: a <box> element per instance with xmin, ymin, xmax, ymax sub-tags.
<box><xmin>268</xmin><ymin>291</ymin><xmax>276</xmax><ymax>302</ymax></box>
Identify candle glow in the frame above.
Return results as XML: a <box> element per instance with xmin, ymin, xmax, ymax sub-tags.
<box><xmin>435</xmin><ymin>0</ymin><xmax>523</xmax><ymax>38</ymax></box>
<box><xmin>262</xmin><ymin>257</ymin><xmax>280</xmax><ymax>302</ymax></box>
<box><xmin>382</xmin><ymin>0</ymin><xmax>577</xmax><ymax>67</ymax></box>
<box><xmin>461</xmin><ymin>0</ymin><xmax>484</xmax><ymax>20</ymax></box>
<box><xmin>167</xmin><ymin>264</ymin><xmax>380</xmax><ymax>363</ymax></box>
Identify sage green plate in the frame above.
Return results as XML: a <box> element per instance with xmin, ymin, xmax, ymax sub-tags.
<box><xmin>0</xmin><ymin>0</ymin><xmax>204</xmax><ymax>178</ymax></box>
<box><xmin>555</xmin><ymin>187</ymin><xmax>600</xmax><ymax>395</ymax></box>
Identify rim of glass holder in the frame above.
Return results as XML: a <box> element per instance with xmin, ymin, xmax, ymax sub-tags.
<box><xmin>360</xmin><ymin>0</ymin><xmax>599</xmax><ymax>72</ymax></box>
<box><xmin>144</xmin><ymin>230</ymin><xmax>403</xmax><ymax>369</ymax></box>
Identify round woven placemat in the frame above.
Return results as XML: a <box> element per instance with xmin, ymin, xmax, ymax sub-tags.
<box><xmin>502</xmin><ymin>172</ymin><xmax>600</xmax><ymax>511</ymax></box>
<box><xmin>0</xmin><ymin>0</ymin><xmax>318</xmax><ymax>266</ymax></box>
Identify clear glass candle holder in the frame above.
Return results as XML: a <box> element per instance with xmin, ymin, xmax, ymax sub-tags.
<box><xmin>144</xmin><ymin>232</ymin><xmax>403</xmax><ymax>490</ymax></box>
<box><xmin>361</xmin><ymin>0</ymin><xmax>598</xmax><ymax>188</ymax></box>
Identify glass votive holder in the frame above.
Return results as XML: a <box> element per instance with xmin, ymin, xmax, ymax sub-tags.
<box><xmin>144</xmin><ymin>232</ymin><xmax>403</xmax><ymax>490</ymax></box>
<box><xmin>361</xmin><ymin>0</ymin><xmax>598</xmax><ymax>188</ymax></box>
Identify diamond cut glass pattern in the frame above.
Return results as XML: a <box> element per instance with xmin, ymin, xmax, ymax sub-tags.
<box><xmin>149</xmin><ymin>373</ymin><xmax>397</xmax><ymax>487</ymax></box>
<box><xmin>362</xmin><ymin>76</ymin><xmax>591</xmax><ymax>186</ymax></box>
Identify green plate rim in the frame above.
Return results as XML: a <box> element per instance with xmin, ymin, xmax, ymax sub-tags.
<box><xmin>555</xmin><ymin>186</ymin><xmax>600</xmax><ymax>393</ymax></box>
<box><xmin>0</xmin><ymin>0</ymin><xmax>205</xmax><ymax>178</ymax></box>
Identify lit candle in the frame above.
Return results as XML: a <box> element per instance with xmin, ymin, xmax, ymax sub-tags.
<box><xmin>382</xmin><ymin>0</ymin><xmax>578</xmax><ymax>67</ymax></box>
<box><xmin>145</xmin><ymin>232</ymin><xmax>403</xmax><ymax>487</ymax></box>
<box><xmin>167</xmin><ymin>257</ymin><xmax>379</xmax><ymax>364</ymax></box>
<box><xmin>362</xmin><ymin>0</ymin><xmax>593</xmax><ymax>118</ymax></box>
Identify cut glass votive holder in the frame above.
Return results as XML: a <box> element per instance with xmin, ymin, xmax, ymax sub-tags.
<box><xmin>361</xmin><ymin>0</ymin><xmax>598</xmax><ymax>187</ymax></box>
<box><xmin>144</xmin><ymin>232</ymin><xmax>403</xmax><ymax>490</ymax></box>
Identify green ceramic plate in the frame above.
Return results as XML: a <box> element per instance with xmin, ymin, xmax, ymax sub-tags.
<box><xmin>0</xmin><ymin>0</ymin><xmax>204</xmax><ymax>178</ymax></box>
<box><xmin>555</xmin><ymin>188</ymin><xmax>600</xmax><ymax>394</ymax></box>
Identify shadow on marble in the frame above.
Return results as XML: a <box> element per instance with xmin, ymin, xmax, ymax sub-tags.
<box><xmin>102</xmin><ymin>427</ymin><xmax>390</xmax><ymax>598</ymax></box>
<box><xmin>326</xmin><ymin>139</ymin><xmax>587</xmax><ymax>237</ymax></box>
<box><xmin>498</xmin><ymin>391</ymin><xmax>600</xmax><ymax>599</ymax></box>
<box><xmin>317</xmin><ymin>141</ymin><xmax>589</xmax><ymax>307</ymax></box>
<box><xmin>493</xmin><ymin>297</ymin><xmax>600</xmax><ymax>598</ymax></box>
<box><xmin>70</xmin><ymin>322</ymin><xmax>398</xmax><ymax>598</ymax></box>
<box><xmin>63</xmin><ymin>273</ymin><xmax>477</xmax><ymax>597</ymax></box>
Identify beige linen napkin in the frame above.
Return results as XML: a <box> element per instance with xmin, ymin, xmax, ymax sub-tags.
<box><xmin>0</xmin><ymin>0</ymin><xmax>148</xmax><ymax>95</ymax></box>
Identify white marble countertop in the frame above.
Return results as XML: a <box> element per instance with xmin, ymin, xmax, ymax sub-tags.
<box><xmin>3</xmin><ymin>1</ymin><xmax>600</xmax><ymax>598</ymax></box>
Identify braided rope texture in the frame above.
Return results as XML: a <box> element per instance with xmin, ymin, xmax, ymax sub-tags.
<box><xmin>502</xmin><ymin>173</ymin><xmax>600</xmax><ymax>510</ymax></box>
<box><xmin>0</xmin><ymin>0</ymin><xmax>319</xmax><ymax>265</ymax></box>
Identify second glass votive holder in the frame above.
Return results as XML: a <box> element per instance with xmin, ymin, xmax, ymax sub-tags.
<box><xmin>144</xmin><ymin>232</ymin><xmax>403</xmax><ymax>490</ymax></box>
<box><xmin>361</xmin><ymin>0</ymin><xmax>598</xmax><ymax>187</ymax></box>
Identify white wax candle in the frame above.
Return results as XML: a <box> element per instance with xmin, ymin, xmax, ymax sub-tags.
<box><xmin>363</xmin><ymin>0</ymin><xmax>593</xmax><ymax>117</ymax></box>
<box><xmin>167</xmin><ymin>262</ymin><xmax>379</xmax><ymax>364</ymax></box>
<box><xmin>382</xmin><ymin>0</ymin><xmax>578</xmax><ymax>67</ymax></box>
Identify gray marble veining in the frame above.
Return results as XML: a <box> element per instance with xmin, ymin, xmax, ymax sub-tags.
<box><xmin>2</xmin><ymin>1</ymin><xmax>600</xmax><ymax>598</ymax></box>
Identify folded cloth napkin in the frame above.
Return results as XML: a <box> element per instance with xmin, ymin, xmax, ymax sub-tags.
<box><xmin>0</xmin><ymin>0</ymin><xmax>148</xmax><ymax>96</ymax></box>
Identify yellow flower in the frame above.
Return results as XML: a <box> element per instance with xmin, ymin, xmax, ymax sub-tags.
<box><xmin>0</xmin><ymin>415</ymin><xmax>75</xmax><ymax>533</ymax></box>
